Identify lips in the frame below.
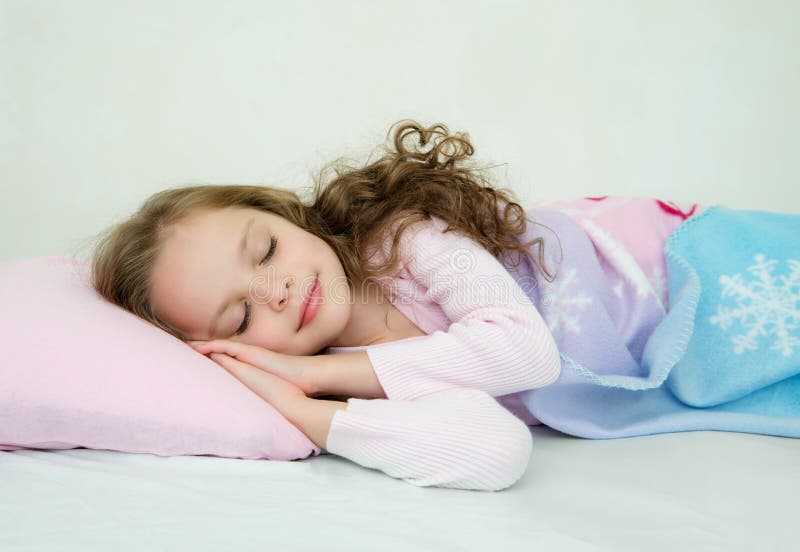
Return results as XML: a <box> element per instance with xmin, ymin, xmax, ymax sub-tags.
<box><xmin>298</xmin><ymin>276</ymin><xmax>318</xmax><ymax>330</ymax></box>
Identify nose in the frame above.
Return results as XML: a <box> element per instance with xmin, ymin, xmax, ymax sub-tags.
<box><xmin>249</xmin><ymin>272</ymin><xmax>294</xmax><ymax>311</ymax></box>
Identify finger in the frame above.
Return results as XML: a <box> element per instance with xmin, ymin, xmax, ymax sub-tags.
<box><xmin>188</xmin><ymin>339</ymin><xmax>223</xmax><ymax>353</ymax></box>
<box><xmin>196</xmin><ymin>340</ymin><xmax>248</xmax><ymax>359</ymax></box>
<box><xmin>211</xmin><ymin>353</ymin><xmax>282</xmax><ymax>404</ymax></box>
<box><xmin>193</xmin><ymin>341</ymin><xmax>288</xmax><ymax>383</ymax></box>
<box><xmin>192</xmin><ymin>340</ymin><xmax>264</xmax><ymax>364</ymax></box>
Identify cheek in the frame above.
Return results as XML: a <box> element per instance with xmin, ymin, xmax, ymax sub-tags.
<box><xmin>250</xmin><ymin>317</ymin><xmax>289</xmax><ymax>347</ymax></box>
<box><xmin>328</xmin><ymin>277</ymin><xmax>351</xmax><ymax>305</ymax></box>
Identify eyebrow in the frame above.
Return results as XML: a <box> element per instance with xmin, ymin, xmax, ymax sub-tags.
<box><xmin>207</xmin><ymin>216</ymin><xmax>255</xmax><ymax>338</ymax></box>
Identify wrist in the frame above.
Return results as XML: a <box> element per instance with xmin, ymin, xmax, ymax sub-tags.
<box><xmin>314</xmin><ymin>351</ymin><xmax>387</xmax><ymax>399</ymax></box>
<box><xmin>303</xmin><ymin>353</ymin><xmax>333</xmax><ymax>397</ymax></box>
<box><xmin>283</xmin><ymin>396</ymin><xmax>349</xmax><ymax>450</ymax></box>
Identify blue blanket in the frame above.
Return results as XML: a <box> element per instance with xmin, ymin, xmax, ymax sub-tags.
<box><xmin>517</xmin><ymin>205</ymin><xmax>800</xmax><ymax>438</ymax></box>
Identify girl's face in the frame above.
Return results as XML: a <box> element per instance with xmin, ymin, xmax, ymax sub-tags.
<box><xmin>149</xmin><ymin>206</ymin><xmax>353</xmax><ymax>355</ymax></box>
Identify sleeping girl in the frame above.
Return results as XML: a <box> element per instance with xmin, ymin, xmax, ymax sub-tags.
<box><xmin>92</xmin><ymin>120</ymin><xmax>773</xmax><ymax>491</ymax></box>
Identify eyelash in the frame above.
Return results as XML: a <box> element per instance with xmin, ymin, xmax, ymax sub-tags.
<box><xmin>233</xmin><ymin>236</ymin><xmax>277</xmax><ymax>336</ymax></box>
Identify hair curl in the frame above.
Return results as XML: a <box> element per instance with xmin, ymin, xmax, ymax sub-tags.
<box><xmin>90</xmin><ymin>120</ymin><xmax>559</xmax><ymax>342</ymax></box>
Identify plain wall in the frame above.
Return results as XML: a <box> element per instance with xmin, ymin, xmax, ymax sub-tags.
<box><xmin>1</xmin><ymin>0</ymin><xmax>798</xmax><ymax>262</ymax></box>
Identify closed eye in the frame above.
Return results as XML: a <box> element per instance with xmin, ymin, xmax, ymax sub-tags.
<box><xmin>233</xmin><ymin>236</ymin><xmax>278</xmax><ymax>336</ymax></box>
<box><xmin>259</xmin><ymin>236</ymin><xmax>278</xmax><ymax>266</ymax></box>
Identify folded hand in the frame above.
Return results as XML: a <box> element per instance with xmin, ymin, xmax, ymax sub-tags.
<box><xmin>188</xmin><ymin>339</ymin><xmax>319</xmax><ymax>397</ymax></box>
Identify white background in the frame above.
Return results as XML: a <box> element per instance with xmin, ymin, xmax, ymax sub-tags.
<box><xmin>2</xmin><ymin>0</ymin><xmax>798</xmax><ymax>263</ymax></box>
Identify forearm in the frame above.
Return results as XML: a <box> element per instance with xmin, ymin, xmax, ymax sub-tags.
<box><xmin>313</xmin><ymin>351</ymin><xmax>388</xmax><ymax>400</ymax></box>
<box><xmin>324</xmin><ymin>388</ymin><xmax>534</xmax><ymax>491</ymax></box>
<box><xmin>283</xmin><ymin>397</ymin><xmax>349</xmax><ymax>451</ymax></box>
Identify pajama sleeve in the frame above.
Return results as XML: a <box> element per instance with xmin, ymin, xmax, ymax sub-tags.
<box><xmin>325</xmin><ymin>387</ymin><xmax>533</xmax><ymax>491</ymax></box>
<box><xmin>364</xmin><ymin>215</ymin><xmax>561</xmax><ymax>401</ymax></box>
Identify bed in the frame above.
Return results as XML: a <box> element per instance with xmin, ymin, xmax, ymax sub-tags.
<box><xmin>2</xmin><ymin>425</ymin><xmax>795</xmax><ymax>551</ymax></box>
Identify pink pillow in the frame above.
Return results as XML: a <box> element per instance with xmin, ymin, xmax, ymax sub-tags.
<box><xmin>0</xmin><ymin>256</ymin><xmax>319</xmax><ymax>461</ymax></box>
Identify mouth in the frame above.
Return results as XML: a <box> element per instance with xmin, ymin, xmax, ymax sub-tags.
<box><xmin>298</xmin><ymin>276</ymin><xmax>319</xmax><ymax>331</ymax></box>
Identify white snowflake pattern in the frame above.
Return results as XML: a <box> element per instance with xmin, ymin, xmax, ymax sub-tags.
<box><xmin>539</xmin><ymin>266</ymin><xmax>593</xmax><ymax>335</ymax></box>
<box><xmin>574</xmin><ymin>216</ymin><xmax>655</xmax><ymax>298</ymax></box>
<box><xmin>559</xmin><ymin>208</ymin><xmax>663</xmax><ymax>304</ymax></box>
<box><xmin>648</xmin><ymin>265</ymin><xmax>668</xmax><ymax>309</ymax></box>
<box><xmin>709</xmin><ymin>253</ymin><xmax>800</xmax><ymax>357</ymax></box>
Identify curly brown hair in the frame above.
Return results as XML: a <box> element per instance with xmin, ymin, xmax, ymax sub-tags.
<box><xmin>90</xmin><ymin>120</ymin><xmax>558</xmax><ymax>342</ymax></box>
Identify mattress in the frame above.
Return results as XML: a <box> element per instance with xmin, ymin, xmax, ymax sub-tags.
<box><xmin>2</xmin><ymin>425</ymin><xmax>795</xmax><ymax>551</ymax></box>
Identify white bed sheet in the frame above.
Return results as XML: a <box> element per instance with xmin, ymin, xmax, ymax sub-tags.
<box><xmin>1</xmin><ymin>426</ymin><xmax>795</xmax><ymax>551</ymax></box>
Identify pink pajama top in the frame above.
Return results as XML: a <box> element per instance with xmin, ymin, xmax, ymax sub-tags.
<box><xmin>319</xmin><ymin>196</ymin><xmax>706</xmax><ymax>491</ymax></box>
